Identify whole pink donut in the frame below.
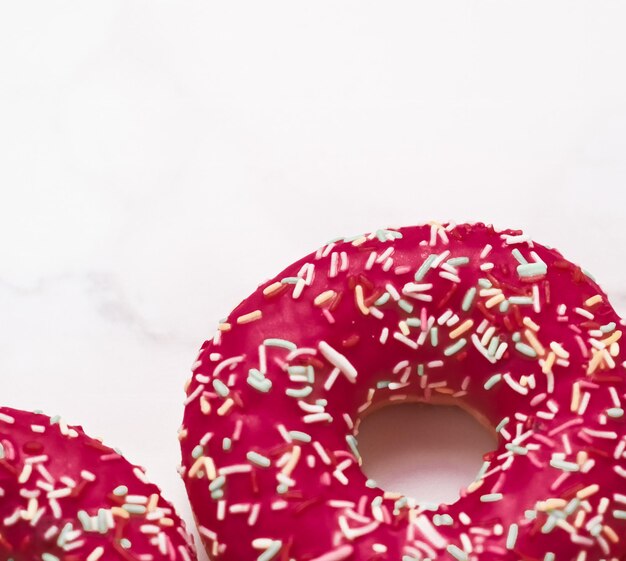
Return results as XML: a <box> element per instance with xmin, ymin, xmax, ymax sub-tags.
<box><xmin>0</xmin><ymin>407</ymin><xmax>196</xmax><ymax>561</ymax></box>
<box><xmin>180</xmin><ymin>222</ymin><xmax>626</xmax><ymax>561</ymax></box>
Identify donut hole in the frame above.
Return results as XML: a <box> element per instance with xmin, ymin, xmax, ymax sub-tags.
<box><xmin>357</xmin><ymin>402</ymin><xmax>497</xmax><ymax>506</ymax></box>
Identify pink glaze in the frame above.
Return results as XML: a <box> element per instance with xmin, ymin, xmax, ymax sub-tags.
<box><xmin>180</xmin><ymin>223</ymin><xmax>626</xmax><ymax>561</ymax></box>
<box><xmin>0</xmin><ymin>407</ymin><xmax>196</xmax><ymax>561</ymax></box>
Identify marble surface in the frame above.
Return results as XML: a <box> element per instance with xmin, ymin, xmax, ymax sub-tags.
<box><xmin>2</xmin><ymin>3</ymin><xmax>626</xmax><ymax>559</ymax></box>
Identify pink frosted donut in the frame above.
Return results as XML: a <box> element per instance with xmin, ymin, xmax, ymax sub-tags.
<box><xmin>0</xmin><ymin>407</ymin><xmax>196</xmax><ymax>561</ymax></box>
<box><xmin>180</xmin><ymin>222</ymin><xmax>626</xmax><ymax>561</ymax></box>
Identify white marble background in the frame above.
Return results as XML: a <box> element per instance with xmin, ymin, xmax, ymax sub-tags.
<box><xmin>1</xmin><ymin>2</ymin><xmax>626</xmax><ymax>559</ymax></box>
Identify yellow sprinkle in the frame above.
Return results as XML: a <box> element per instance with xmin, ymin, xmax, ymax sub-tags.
<box><xmin>537</xmin><ymin>498</ymin><xmax>567</xmax><ymax>511</ymax></box>
<box><xmin>314</xmin><ymin>290</ymin><xmax>336</xmax><ymax>306</ymax></box>
<box><xmin>188</xmin><ymin>456</ymin><xmax>206</xmax><ymax>479</ymax></box>
<box><xmin>204</xmin><ymin>457</ymin><xmax>217</xmax><ymax>480</ymax></box>
<box><xmin>200</xmin><ymin>395</ymin><xmax>211</xmax><ymax>415</ymax></box>
<box><xmin>237</xmin><ymin>310</ymin><xmax>262</xmax><ymax>324</ymax></box>
<box><xmin>399</xmin><ymin>321</ymin><xmax>410</xmax><ymax>336</ymax></box>
<box><xmin>263</xmin><ymin>281</ymin><xmax>283</xmax><ymax>296</ymax></box>
<box><xmin>601</xmin><ymin>330</ymin><xmax>622</xmax><ymax>348</ymax></box>
<box><xmin>282</xmin><ymin>445</ymin><xmax>302</xmax><ymax>477</ymax></box>
<box><xmin>556</xmin><ymin>519</ymin><xmax>576</xmax><ymax>534</ymax></box>
<box><xmin>522</xmin><ymin>316</ymin><xmax>541</xmax><ymax>332</ymax></box>
<box><xmin>571</xmin><ymin>382</ymin><xmax>581</xmax><ymax>412</ymax></box>
<box><xmin>524</xmin><ymin>329</ymin><xmax>546</xmax><ymax>357</ymax></box>
<box><xmin>542</xmin><ymin>351</ymin><xmax>556</xmax><ymax>374</ymax></box>
<box><xmin>576</xmin><ymin>484</ymin><xmax>599</xmax><ymax>499</ymax></box>
<box><xmin>355</xmin><ymin>285</ymin><xmax>370</xmax><ymax>315</ymax></box>
<box><xmin>584</xmin><ymin>295</ymin><xmax>603</xmax><ymax>308</ymax></box>
<box><xmin>218</xmin><ymin>323</ymin><xmax>232</xmax><ymax>332</ymax></box>
<box><xmin>217</xmin><ymin>398</ymin><xmax>235</xmax><ymax>416</ymax></box>
<box><xmin>351</xmin><ymin>236</ymin><xmax>367</xmax><ymax>246</ymax></box>
<box><xmin>576</xmin><ymin>450</ymin><xmax>588</xmax><ymax>466</ymax></box>
<box><xmin>449</xmin><ymin>319</ymin><xmax>474</xmax><ymax>339</ymax></box>
<box><xmin>587</xmin><ymin>349</ymin><xmax>604</xmax><ymax>375</ymax></box>
<box><xmin>550</xmin><ymin>341</ymin><xmax>570</xmax><ymax>359</ymax></box>
<box><xmin>147</xmin><ymin>493</ymin><xmax>159</xmax><ymax>512</ymax></box>
<box><xmin>467</xmin><ymin>479</ymin><xmax>483</xmax><ymax>493</ymax></box>
<box><xmin>485</xmin><ymin>293</ymin><xmax>505</xmax><ymax>309</ymax></box>
<box><xmin>159</xmin><ymin>517</ymin><xmax>175</xmax><ymax>527</ymax></box>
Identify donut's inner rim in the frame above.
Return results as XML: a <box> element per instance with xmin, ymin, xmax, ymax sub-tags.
<box><xmin>353</xmin><ymin>395</ymin><xmax>500</xmax><ymax>505</ymax></box>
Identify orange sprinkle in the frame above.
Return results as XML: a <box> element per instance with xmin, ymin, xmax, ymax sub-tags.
<box><xmin>584</xmin><ymin>294</ymin><xmax>603</xmax><ymax>308</ymax></box>
<box><xmin>542</xmin><ymin>351</ymin><xmax>556</xmax><ymax>374</ymax></box>
<box><xmin>218</xmin><ymin>323</ymin><xmax>232</xmax><ymax>332</ymax></box>
<box><xmin>354</xmin><ymin>285</ymin><xmax>370</xmax><ymax>315</ymax></box>
<box><xmin>524</xmin><ymin>328</ymin><xmax>546</xmax><ymax>356</ymax></box>
<box><xmin>237</xmin><ymin>310</ymin><xmax>262</xmax><ymax>324</ymax></box>
<box><xmin>262</xmin><ymin>281</ymin><xmax>283</xmax><ymax>296</ymax></box>
<box><xmin>571</xmin><ymin>382</ymin><xmax>581</xmax><ymax>412</ymax></box>
<box><xmin>485</xmin><ymin>293</ymin><xmax>505</xmax><ymax>309</ymax></box>
<box><xmin>449</xmin><ymin>319</ymin><xmax>474</xmax><ymax>339</ymax></box>
<box><xmin>314</xmin><ymin>290</ymin><xmax>336</xmax><ymax>307</ymax></box>
<box><xmin>217</xmin><ymin>398</ymin><xmax>235</xmax><ymax>416</ymax></box>
<box><xmin>111</xmin><ymin>507</ymin><xmax>130</xmax><ymax>519</ymax></box>
<box><xmin>601</xmin><ymin>330</ymin><xmax>622</xmax><ymax>348</ymax></box>
<box><xmin>522</xmin><ymin>316</ymin><xmax>540</xmax><ymax>332</ymax></box>
<box><xmin>574</xmin><ymin>510</ymin><xmax>586</xmax><ymax>529</ymax></box>
<box><xmin>603</xmin><ymin>525</ymin><xmax>619</xmax><ymax>543</ymax></box>
<box><xmin>576</xmin><ymin>484</ymin><xmax>599</xmax><ymax>499</ymax></box>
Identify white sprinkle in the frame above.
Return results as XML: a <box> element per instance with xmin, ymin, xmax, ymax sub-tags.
<box><xmin>318</xmin><ymin>341</ymin><xmax>358</xmax><ymax>382</ymax></box>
